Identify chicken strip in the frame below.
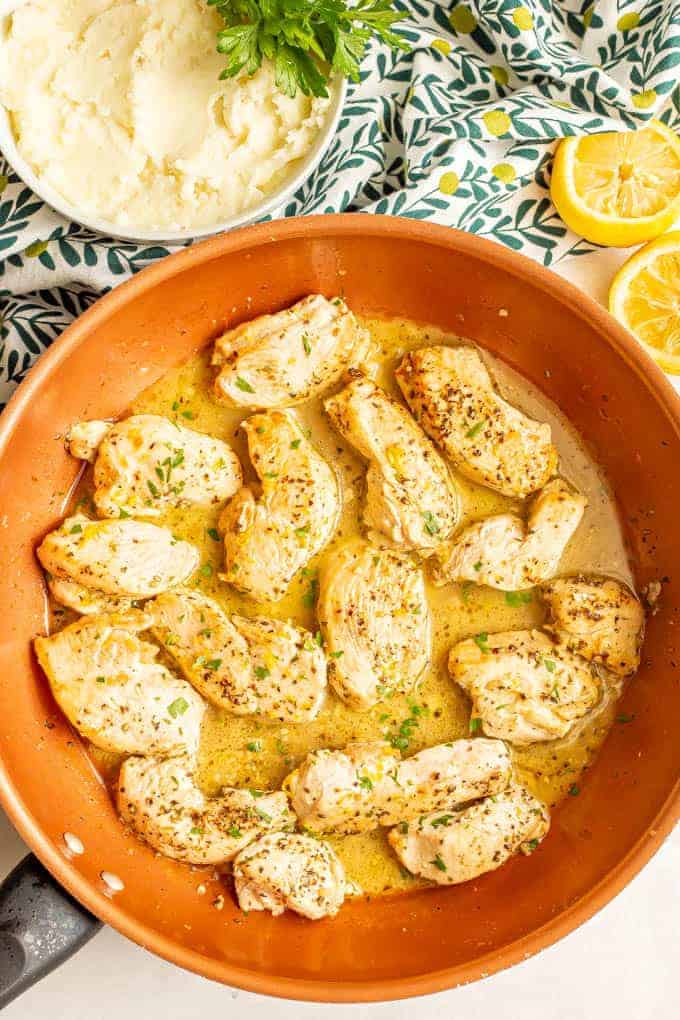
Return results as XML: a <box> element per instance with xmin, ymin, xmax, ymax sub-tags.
<box><xmin>396</xmin><ymin>346</ymin><xmax>558</xmax><ymax>498</ymax></box>
<box><xmin>37</xmin><ymin>514</ymin><xmax>199</xmax><ymax>599</ymax></box>
<box><xmin>234</xmin><ymin>832</ymin><xmax>347</xmax><ymax>920</ymax></box>
<box><xmin>448</xmin><ymin>629</ymin><xmax>600</xmax><ymax>745</ymax></box>
<box><xmin>286</xmin><ymin>738</ymin><xmax>512</xmax><ymax>835</ymax></box>
<box><xmin>117</xmin><ymin>754</ymin><xmax>292</xmax><ymax>866</ymax></box>
<box><xmin>212</xmin><ymin>294</ymin><xmax>369</xmax><ymax>408</ymax></box>
<box><xmin>542</xmin><ymin>576</ymin><xmax>644</xmax><ymax>678</ymax></box>
<box><xmin>66</xmin><ymin>414</ymin><xmax>242</xmax><ymax>519</ymax></box>
<box><xmin>324</xmin><ymin>371</ymin><xmax>459</xmax><ymax>551</ymax></box>
<box><xmin>149</xmin><ymin>589</ymin><xmax>326</xmax><ymax>722</ymax></box>
<box><xmin>33</xmin><ymin>611</ymin><xmax>204</xmax><ymax>756</ymax></box>
<box><xmin>318</xmin><ymin>540</ymin><xmax>430</xmax><ymax>710</ymax></box>
<box><xmin>435</xmin><ymin>478</ymin><xmax>586</xmax><ymax>590</ymax></box>
<box><xmin>46</xmin><ymin>575</ymin><xmax>136</xmax><ymax>615</ymax></box>
<box><xmin>219</xmin><ymin>411</ymin><xmax>340</xmax><ymax>601</ymax></box>
<box><xmin>389</xmin><ymin>782</ymin><xmax>550</xmax><ymax>885</ymax></box>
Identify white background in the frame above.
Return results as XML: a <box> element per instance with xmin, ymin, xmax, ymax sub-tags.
<box><xmin>1</xmin><ymin>247</ymin><xmax>678</xmax><ymax>1018</ymax></box>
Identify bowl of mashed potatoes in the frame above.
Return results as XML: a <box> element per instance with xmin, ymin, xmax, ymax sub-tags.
<box><xmin>0</xmin><ymin>0</ymin><xmax>346</xmax><ymax>241</ymax></box>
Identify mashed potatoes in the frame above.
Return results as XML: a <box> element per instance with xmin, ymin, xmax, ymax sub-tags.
<box><xmin>0</xmin><ymin>0</ymin><xmax>331</xmax><ymax>231</ymax></box>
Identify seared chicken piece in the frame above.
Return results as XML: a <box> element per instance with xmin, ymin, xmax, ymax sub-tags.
<box><xmin>449</xmin><ymin>629</ymin><xmax>600</xmax><ymax>745</ymax></box>
<box><xmin>64</xmin><ymin>420</ymin><xmax>111</xmax><ymax>462</ymax></box>
<box><xmin>66</xmin><ymin>414</ymin><xmax>242</xmax><ymax>519</ymax></box>
<box><xmin>324</xmin><ymin>371</ymin><xmax>459</xmax><ymax>551</ymax></box>
<box><xmin>435</xmin><ymin>479</ymin><xmax>586</xmax><ymax>590</ymax></box>
<box><xmin>34</xmin><ymin>611</ymin><xmax>204</xmax><ymax>756</ymax></box>
<box><xmin>37</xmin><ymin>514</ymin><xmax>199</xmax><ymax>599</ymax></box>
<box><xmin>286</xmin><ymin>738</ymin><xmax>512</xmax><ymax>835</ymax></box>
<box><xmin>542</xmin><ymin>576</ymin><xmax>644</xmax><ymax>678</ymax></box>
<box><xmin>318</xmin><ymin>540</ymin><xmax>430</xmax><ymax>709</ymax></box>
<box><xmin>396</xmin><ymin>346</ymin><xmax>558</xmax><ymax>498</ymax></box>
<box><xmin>117</xmin><ymin>754</ymin><xmax>292</xmax><ymax>866</ymax></box>
<box><xmin>219</xmin><ymin>411</ymin><xmax>340</xmax><ymax>601</ymax></box>
<box><xmin>212</xmin><ymin>295</ymin><xmax>369</xmax><ymax>408</ymax></box>
<box><xmin>234</xmin><ymin>832</ymin><xmax>347</xmax><ymax>919</ymax></box>
<box><xmin>46</xmin><ymin>575</ymin><xmax>136</xmax><ymax>615</ymax></box>
<box><xmin>389</xmin><ymin>782</ymin><xmax>550</xmax><ymax>885</ymax></box>
<box><xmin>149</xmin><ymin>589</ymin><xmax>326</xmax><ymax>722</ymax></box>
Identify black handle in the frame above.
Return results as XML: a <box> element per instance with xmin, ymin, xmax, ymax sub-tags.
<box><xmin>0</xmin><ymin>853</ymin><xmax>102</xmax><ymax>1010</ymax></box>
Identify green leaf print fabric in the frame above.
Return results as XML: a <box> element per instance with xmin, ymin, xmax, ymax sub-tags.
<box><xmin>1</xmin><ymin>0</ymin><xmax>679</xmax><ymax>404</ymax></box>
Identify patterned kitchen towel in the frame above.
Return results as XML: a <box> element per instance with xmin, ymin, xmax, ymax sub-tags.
<box><xmin>1</xmin><ymin>0</ymin><xmax>679</xmax><ymax>404</ymax></box>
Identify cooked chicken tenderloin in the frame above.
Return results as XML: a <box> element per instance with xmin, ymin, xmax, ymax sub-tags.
<box><xmin>117</xmin><ymin>755</ymin><xmax>291</xmax><ymax>865</ymax></box>
<box><xmin>542</xmin><ymin>575</ymin><xmax>644</xmax><ymax>678</ymax></box>
<box><xmin>212</xmin><ymin>295</ymin><xmax>370</xmax><ymax>408</ymax></box>
<box><xmin>65</xmin><ymin>414</ymin><xmax>242</xmax><ymax>518</ymax></box>
<box><xmin>34</xmin><ymin>611</ymin><xmax>204</xmax><ymax>756</ymax></box>
<box><xmin>318</xmin><ymin>539</ymin><xmax>430</xmax><ymax>709</ymax></box>
<box><xmin>324</xmin><ymin>370</ymin><xmax>459</xmax><ymax>551</ymax></box>
<box><xmin>389</xmin><ymin>782</ymin><xmax>550</xmax><ymax>884</ymax></box>
<box><xmin>219</xmin><ymin>411</ymin><xmax>340</xmax><ymax>602</ymax></box>
<box><xmin>435</xmin><ymin>478</ymin><xmax>586</xmax><ymax>590</ymax></box>
<box><xmin>449</xmin><ymin>629</ymin><xmax>600</xmax><ymax>745</ymax></box>
<box><xmin>37</xmin><ymin>515</ymin><xmax>199</xmax><ymax>599</ymax></box>
<box><xmin>149</xmin><ymin>589</ymin><xmax>326</xmax><ymax>722</ymax></box>
<box><xmin>286</xmin><ymin>738</ymin><xmax>512</xmax><ymax>835</ymax></box>
<box><xmin>396</xmin><ymin>345</ymin><xmax>558</xmax><ymax>498</ymax></box>
<box><xmin>234</xmin><ymin>832</ymin><xmax>347</xmax><ymax>919</ymax></box>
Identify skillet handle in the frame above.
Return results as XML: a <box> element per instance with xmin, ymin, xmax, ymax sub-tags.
<box><xmin>0</xmin><ymin>853</ymin><xmax>102</xmax><ymax>1009</ymax></box>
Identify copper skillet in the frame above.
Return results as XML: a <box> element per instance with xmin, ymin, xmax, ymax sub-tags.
<box><xmin>0</xmin><ymin>215</ymin><xmax>677</xmax><ymax>1005</ymax></box>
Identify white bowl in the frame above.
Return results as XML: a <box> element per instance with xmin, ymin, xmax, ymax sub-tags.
<box><xmin>0</xmin><ymin>74</ymin><xmax>346</xmax><ymax>244</ymax></box>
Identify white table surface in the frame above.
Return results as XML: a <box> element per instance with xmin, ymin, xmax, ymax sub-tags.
<box><xmin>1</xmin><ymin>245</ymin><xmax>678</xmax><ymax>1019</ymax></box>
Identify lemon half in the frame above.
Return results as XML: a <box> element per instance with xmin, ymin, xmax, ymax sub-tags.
<box><xmin>609</xmin><ymin>231</ymin><xmax>680</xmax><ymax>373</ymax></box>
<box><xmin>551</xmin><ymin>121</ymin><xmax>680</xmax><ymax>246</ymax></box>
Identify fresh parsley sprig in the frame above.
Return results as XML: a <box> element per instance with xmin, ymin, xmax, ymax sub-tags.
<box><xmin>209</xmin><ymin>0</ymin><xmax>411</xmax><ymax>98</ymax></box>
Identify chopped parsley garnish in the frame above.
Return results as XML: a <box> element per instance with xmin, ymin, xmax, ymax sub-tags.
<box><xmin>466</xmin><ymin>419</ymin><xmax>486</xmax><ymax>439</ymax></box>
<box><xmin>386</xmin><ymin>703</ymin><xmax>427</xmax><ymax>751</ymax></box>
<box><xmin>246</xmin><ymin>741</ymin><xmax>262</xmax><ymax>753</ymax></box>
<box><xmin>290</xmin><ymin>438</ymin><xmax>302</xmax><ymax>449</ymax></box>
<box><xmin>525</xmin><ymin>838</ymin><xmax>540</xmax><ymax>852</ymax></box>
<box><xmin>302</xmin><ymin>575</ymin><xmax>319</xmax><ymax>608</ymax></box>
<box><xmin>181</xmin><ymin>410</ymin><xmax>195</xmax><ymax>420</ymax></box>
<box><xmin>228</xmin><ymin>826</ymin><xmax>242</xmax><ymax>838</ymax></box>
<box><xmin>147</xmin><ymin>479</ymin><xmax>160</xmax><ymax>498</ymax></box>
<box><xmin>329</xmin><ymin>650</ymin><xmax>344</xmax><ymax>659</ymax></box>
<box><xmin>469</xmin><ymin>717</ymin><xmax>483</xmax><ymax>734</ymax></box>
<box><xmin>302</xmin><ymin>334</ymin><xmax>312</xmax><ymax>356</ymax></box>
<box><xmin>314</xmin><ymin>630</ymin><xmax>323</xmax><ymax>647</ymax></box>
<box><xmin>190</xmin><ymin>826</ymin><xmax>204</xmax><ymax>836</ymax></box>
<box><xmin>95</xmin><ymin>676</ymin><xmax>106</xmax><ymax>684</ymax></box>
<box><xmin>422</xmin><ymin>511</ymin><xmax>441</xmax><ymax>535</ymax></box>
<box><xmin>431</xmin><ymin>854</ymin><xmax>447</xmax><ymax>872</ymax></box>
<box><xmin>431</xmin><ymin>814</ymin><xmax>454</xmax><ymax>828</ymax></box>
<box><xmin>473</xmin><ymin>632</ymin><xmax>489</xmax><ymax>652</ymax></box>
<box><xmin>200</xmin><ymin>563</ymin><xmax>213</xmax><ymax>578</ymax></box>
<box><xmin>254</xmin><ymin>666</ymin><xmax>270</xmax><ymax>680</ymax></box>
<box><xmin>118</xmin><ymin>509</ymin><xmax>130</xmax><ymax>519</ymax></box>
<box><xmin>264</xmin><ymin>471</ymin><xmax>278</xmax><ymax>479</ymax></box>
<box><xmin>295</xmin><ymin>524</ymin><xmax>310</xmax><ymax>538</ymax></box>
<box><xmin>168</xmin><ymin>697</ymin><xmax>189</xmax><ymax>718</ymax></box>
<box><xmin>235</xmin><ymin>376</ymin><xmax>255</xmax><ymax>394</ymax></box>
<box><xmin>204</xmin><ymin>658</ymin><xmax>222</xmax><ymax>671</ymax></box>
<box><xmin>616</xmin><ymin>713</ymin><xmax>635</xmax><ymax>723</ymax></box>
<box><xmin>358</xmin><ymin>775</ymin><xmax>373</xmax><ymax>791</ymax></box>
<box><xmin>505</xmin><ymin>590</ymin><xmax>533</xmax><ymax>607</ymax></box>
<box><xmin>568</xmin><ymin>783</ymin><xmax>580</xmax><ymax>797</ymax></box>
<box><xmin>207</xmin><ymin>527</ymin><xmax>220</xmax><ymax>542</ymax></box>
<box><xmin>473</xmin><ymin>560</ymin><xmax>482</xmax><ymax>572</ymax></box>
<box><xmin>69</xmin><ymin>524</ymin><xmax>83</xmax><ymax>534</ymax></box>
<box><xmin>256</xmin><ymin>808</ymin><xmax>272</xmax><ymax>824</ymax></box>
<box><xmin>544</xmin><ymin>658</ymin><xmax>556</xmax><ymax>672</ymax></box>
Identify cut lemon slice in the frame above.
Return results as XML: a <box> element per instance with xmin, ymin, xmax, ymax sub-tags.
<box><xmin>609</xmin><ymin>231</ymin><xmax>680</xmax><ymax>373</ymax></box>
<box><xmin>551</xmin><ymin>120</ymin><xmax>680</xmax><ymax>246</ymax></box>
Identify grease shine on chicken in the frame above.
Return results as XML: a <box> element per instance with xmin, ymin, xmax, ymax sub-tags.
<box><xmin>389</xmin><ymin>782</ymin><xmax>550</xmax><ymax>885</ymax></box>
<box><xmin>396</xmin><ymin>345</ymin><xmax>558</xmax><ymax>498</ymax></box>
<box><xmin>149</xmin><ymin>588</ymin><xmax>327</xmax><ymax>723</ymax></box>
<box><xmin>325</xmin><ymin>370</ymin><xmax>459</xmax><ymax>551</ymax></box>
<box><xmin>212</xmin><ymin>295</ymin><xmax>370</xmax><ymax>408</ymax></box>
<box><xmin>219</xmin><ymin>411</ymin><xmax>340</xmax><ymax>601</ymax></box>
<box><xmin>34</xmin><ymin>611</ymin><xmax>204</xmax><ymax>756</ymax></box>
<box><xmin>66</xmin><ymin>414</ymin><xmax>242</xmax><ymax>518</ymax></box>
<box><xmin>318</xmin><ymin>539</ymin><xmax>430</xmax><ymax>709</ymax></box>
<box><xmin>435</xmin><ymin>478</ymin><xmax>587</xmax><ymax>590</ymax></box>
<box><xmin>118</xmin><ymin>754</ymin><xmax>292</xmax><ymax>865</ymax></box>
